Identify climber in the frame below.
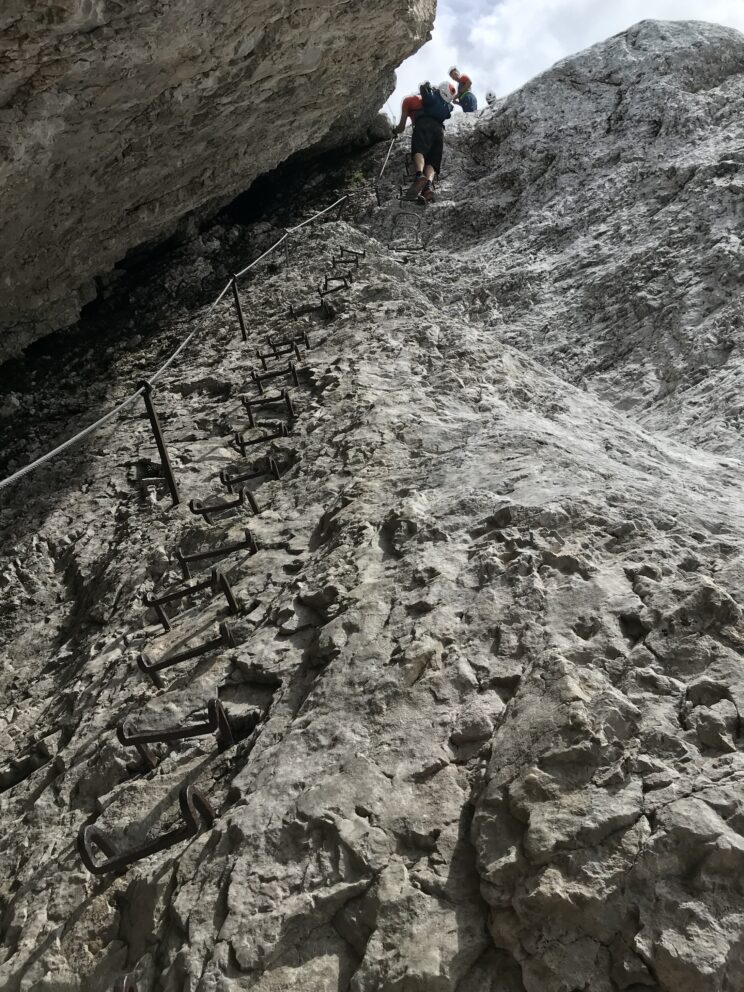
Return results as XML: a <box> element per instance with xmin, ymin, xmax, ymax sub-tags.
<box><xmin>403</xmin><ymin>80</ymin><xmax>456</xmax><ymax>204</ymax></box>
<box><xmin>449</xmin><ymin>66</ymin><xmax>477</xmax><ymax>113</ymax></box>
<box><xmin>485</xmin><ymin>90</ymin><xmax>497</xmax><ymax>108</ymax></box>
<box><xmin>394</xmin><ymin>91</ymin><xmax>424</xmax><ymax>133</ymax></box>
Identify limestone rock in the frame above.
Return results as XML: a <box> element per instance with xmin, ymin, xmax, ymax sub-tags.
<box><xmin>3</xmin><ymin>16</ymin><xmax>744</xmax><ymax>992</ymax></box>
<box><xmin>0</xmin><ymin>0</ymin><xmax>434</xmax><ymax>358</ymax></box>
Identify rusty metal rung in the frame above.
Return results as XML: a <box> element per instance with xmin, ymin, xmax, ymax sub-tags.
<box><xmin>77</xmin><ymin>784</ymin><xmax>215</xmax><ymax>875</ymax></box>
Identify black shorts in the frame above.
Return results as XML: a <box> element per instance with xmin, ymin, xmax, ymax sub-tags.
<box><xmin>411</xmin><ymin>116</ymin><xmax>444</xmax><ymax>174</ymax></box>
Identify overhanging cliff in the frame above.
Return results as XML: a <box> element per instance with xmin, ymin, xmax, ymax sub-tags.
<box><xmin>0</xmin><ymin>0</ymin><xmax>434</xmax><ymax>360</ymax></box>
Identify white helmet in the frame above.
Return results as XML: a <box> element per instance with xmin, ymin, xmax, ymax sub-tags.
<box><xmin>439</xmin><ymin>81</ymin><xmax>457</xmax><ymax>103</ymax></box>
<box><xmin>485</xmin><ymin>90</ymin><xmax>497</xmax><ymax>106</ymax></box>
<box><xmin>449</xmin><ymin>65</ymin><xmax>459</xmax><ymax>76</ymax></box>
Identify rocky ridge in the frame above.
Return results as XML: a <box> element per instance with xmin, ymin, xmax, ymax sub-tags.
<box><xmin>2</xmin><ymin>18</ymin><xmax>744</xmax><ymax>992</ymax></box>
<box><xmin>0</xmin><ymin>0</ymin><xmax>434</xmax><ymax>359</ymax></box>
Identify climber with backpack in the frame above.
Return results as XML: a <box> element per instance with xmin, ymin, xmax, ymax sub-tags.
<box><xmin>450</xmin><ymin>66</ymin><xmax>478</xmax><ymax>113</ymax></box>
<box><xmin>403</xmin><ymin>80</ymin><xmax>456</xmax><ymax>204</ymax></box>
<box><xmin>394</xmin><ymin>91</ymin><xmax>424</xmax><ymax>133</ymax></box>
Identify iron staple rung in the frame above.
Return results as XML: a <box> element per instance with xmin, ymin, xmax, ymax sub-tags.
<box><xmin>138</xmin><ymin>620</ymin><xmax>234</xmax><ymax>686</ymax></box>
<box><xmin>117</xmin><ymin>698</ymin><xmax>234</xmax><ymax>771</ymax></box>
<box><xmin>234</xmin><ymin>424</ymin><xmax>289</xmax><ymax>456</ymax></box>
<box><xmin>220</xmin><ymin>457</ymin><xmax>280</xmax><ymax>491</ymax></box>
<box><xmin>332</xmin><ymin>255</ymin><xmax>359</xmax><ymax>269</ymax></box>
<box><xmin>77</xmin><ymin>784</ymin><xmax>214</xmax><ymax>875</ymax></box>
<box><xmin>189</xmin><ymin>487</ymin><xmax>258</xmax><ymax>523</ymax></box>
<box><xmin>288</xmin><ymin>300</ymin><xmax>332</xmax><ymax>319</ymax></box>
<box><xmin>267</xmin><ymin>330</ymin><xmax>310</xmax><ymax>352</ymax></box>
<box><xmin>257</xmin><ymin>341</ymin><xmax>296</xmax><ymax>358</ymax></box>
<box><xmin>241</xmin><ymin>389</ymin><xmax>296</xmax><ymax>427</ymax></box>
<box><xmin>322</xmin><ymin>273</ymin><xmax>353</xmax><ymax>290</ymax></box>
<box><xmin>142</xmin><ymin>570</ymin><xmax>240</xmax><ymax>642</ymax></box>
<box><xmin>143</xmin><ymin>572</ymin><xmax>213</xmax><ymax>609</ymax></box>
<box><xmin>317</xmin><ymin>283</ymin><xmax>348</xmax><ymax>299</ymax></box>
<box><xmin>177</xmin><ymin>528</ymin><xmax>257</xmax><ymax>579</ymax></box>
<box><xmin>251</xmin><ymin>362</ymin><xmax>301</xmax><ymax>395</ymax></box>
<box><xmin>118</xmin><ymin>698</ymin><xmax>233</xmax><ymax>749</ymax></box>
<box><xmin>257</xmin><ymin>343</ymin><xmax>302</xmax><ymax>369</ymax></box>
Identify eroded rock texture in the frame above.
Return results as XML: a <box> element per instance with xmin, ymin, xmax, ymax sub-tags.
<box><xmin>0</xmin><ymin>0</ymin><xmax>433</xmax><ymax>359</ymax></box>
<box><xmin>2</xmin><ymin>17</ymin><xmax>744</xmax><ymax>992</ymax></box>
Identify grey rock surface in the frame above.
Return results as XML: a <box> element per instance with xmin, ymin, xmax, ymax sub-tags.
<box><xmin>0</xmin><ymin>0</ymin><xmax>432</xmax><ymax>359</ymax></box>
<box><xmin>2</xmin><ymin>17</ymin><xmax>744</xmax><ymax>992</ymax></box>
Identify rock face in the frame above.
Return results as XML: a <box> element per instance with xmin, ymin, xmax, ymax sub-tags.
<box><xmin>3</xmin><ymin>17</ymin><xmax>744</xmax><ymax>992</ymax></box>
<box><xmin>0</xmin><ymin>0</ymin><xmax>433</xmax><ymax>361</ymax></box>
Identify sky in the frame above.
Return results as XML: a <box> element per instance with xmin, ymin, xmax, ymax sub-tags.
<box><xmin>387</xmin><ymin>0</ymin><xmax>744</xmax><ymax>117</ymax></box>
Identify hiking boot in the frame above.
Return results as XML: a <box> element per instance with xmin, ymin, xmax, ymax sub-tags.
<box><xmin>404</xmin><ymin>175</ymin><xmax>427</xmax><ymax>200</ymax></box>
<box><xmin>419</xmin><ymin>181</ymin><xmax>435</xmax><ymax>204</ymax></box>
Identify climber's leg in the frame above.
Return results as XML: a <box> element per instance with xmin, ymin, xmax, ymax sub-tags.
<box><xmin>406</xmin><ymin>123</ymin><xmax>432</xmax><ymax>199</ymax></box>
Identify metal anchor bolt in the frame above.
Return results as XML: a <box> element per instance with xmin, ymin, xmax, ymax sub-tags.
<box><xmin>220</xmin><ymin>457</ymin><xmax>280</xmax><ymax>492</ymax></box>
<box><xmin>77</xmin><ymin>783</ymin><xmax>215</xmax><ymax>875</ymax></box>
<box><xmin>138</xmin><ymin>619</ymin><xmax>235</xmax><ymax>687</ymax></box>
<box><xmin>117</xmin><ymin>697</ymin><xmax>234</xmax><ymax>771</ymax></box>
<box><xmin>176</xmin><ymin>528</ymin><xmax>258</xmax><ymax>580</ymax></box>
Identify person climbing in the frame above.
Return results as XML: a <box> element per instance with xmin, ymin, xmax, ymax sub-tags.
<box><xmin>403</xmin><ymin>80</ymin><xmax>456</xmax><ymax>205</ymax></box>
<box><xmin>394</xmin><ymin>91</ymin><xmax>424</xmax><ymax>134</ymax></box>
<box><xmin>449</xmin><ymin>66</ymin><xmax>477</xmax><ymax>113</ymax></box>
<box><xmin>485</xmin><ymin>90</ymin><xmax>497</xmax><ymax>108</ymax></box>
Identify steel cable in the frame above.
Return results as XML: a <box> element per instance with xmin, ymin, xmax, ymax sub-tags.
<box><xmin>0</xmin><ymin>388</ymin><xmax>146</xmax><ymax>491</ymax></box>
<box><xmin>0</xmin><ymin>149</ymin><xmax>389</xmax><ymax>492</ymax></box>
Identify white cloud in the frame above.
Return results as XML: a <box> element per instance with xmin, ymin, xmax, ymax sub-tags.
<box><xmin>387</xmin><ymin>0</ymin><xmax>744</xmax><ymax>116</ymax></box>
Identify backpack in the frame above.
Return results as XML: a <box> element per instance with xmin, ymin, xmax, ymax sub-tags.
<box><xmin>419</xmin><ymin>84</ymin><xmax>452</xmax><ymax>125</ymax></box>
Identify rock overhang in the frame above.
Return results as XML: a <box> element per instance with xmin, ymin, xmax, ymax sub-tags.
<box><xmin>0</xmin><ymin>0</ymin><xmax>435</xmax><ymax>360</ymax></box>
